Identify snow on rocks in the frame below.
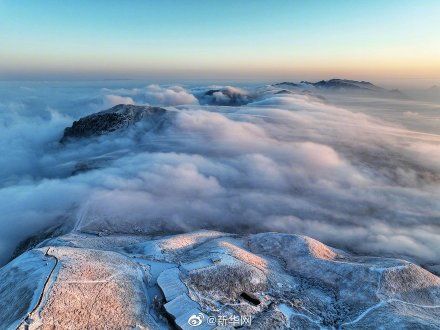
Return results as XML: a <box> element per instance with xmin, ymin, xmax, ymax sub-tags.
<box><xmin>0</xmin><ymin>249</ymin><xmax>56</xmax><ymax>329</ymax></box>
<box><xmin>0</xmin><ymin>230</ymin><xmax>438</xmax><ymax>329</ymax></box>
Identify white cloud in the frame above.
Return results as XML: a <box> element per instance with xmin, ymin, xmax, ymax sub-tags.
<box><xmin>0</xmin><ymin>84</ymin><xmax>438</xmax><ymax>273</ymax></box>
<box><xmin>102</xmin><ymin>94</ymin><xmax>135</xmax><ymax>108</ymax></box>
<box><xmin>141</xmin><ymin>84</ymin><xmax>199</xmax><ymax>106</ymax></box>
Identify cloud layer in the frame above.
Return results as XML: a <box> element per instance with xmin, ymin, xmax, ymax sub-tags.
<box><xmin>0</xmin><ymin>82</ymin><xmax>439</xmax><ymax>274</ymax></box>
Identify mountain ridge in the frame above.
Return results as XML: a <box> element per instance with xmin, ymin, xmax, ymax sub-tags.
<box><xmin>1</xmin><ymin>230</ymin><xmax>439</xmax><ymax>329</ymax></box>
<box><xmin>273</xmin><ymin>78</ymin><xmax>408</xmax><ymax>98</ymax></box>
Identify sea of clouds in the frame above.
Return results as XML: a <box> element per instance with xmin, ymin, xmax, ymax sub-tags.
<box><xmin>0</xmin><ymin>81</ymin><xmax>439</xmax><ymax>273</ymax></box>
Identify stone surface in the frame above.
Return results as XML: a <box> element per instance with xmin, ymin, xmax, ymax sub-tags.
<box><xmin>0</xmin><ymin>230</ymin><xmax>439</xmax><ymax>329</ymax></box>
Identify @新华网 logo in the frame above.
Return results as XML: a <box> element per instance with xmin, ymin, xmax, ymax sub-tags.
<box><xmin>188</xmin><ymin>313</ymin><xmax>204</xmax><ymax>326</ymax></box>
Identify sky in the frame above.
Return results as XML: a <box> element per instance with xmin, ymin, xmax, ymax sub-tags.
<box><xmin>0</xmin><ymin>0</ymin><xmax>439</xmax><ymax>86</ymax></box>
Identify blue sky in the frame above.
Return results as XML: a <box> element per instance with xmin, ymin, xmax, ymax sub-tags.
<box><xmin>0</xmin><ymin>0</ymin><xmax>439</xmax><ymax>84</ymax></box>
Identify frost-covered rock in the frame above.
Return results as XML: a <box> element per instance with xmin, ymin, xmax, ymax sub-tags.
<box><xmin>0</xmin><ymin>230</ymin><xmax>438</xmax><ymax>329</ymax></box>
<box><xmin>0</xmin><ymin>250</ymin><xmax>56</xmax><ymax>329</ymax></box>
<box><xmin>60</xmin><ymin>104</ymin><xmax>170</xmax><ymax>142</ymax></box>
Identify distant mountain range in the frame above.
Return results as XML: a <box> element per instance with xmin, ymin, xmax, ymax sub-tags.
<box><xmin>274</xmin><ymin>79</ymin><xmax>407</xmax><ymax>98</ymax></box>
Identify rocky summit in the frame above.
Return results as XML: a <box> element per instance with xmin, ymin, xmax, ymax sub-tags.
<box><xmin>1</xmin><ymin>230</ymin><xmax>438</xmax><ymax>329</ymax></box>
<box><xmin>60</xmin><ymin>104</ymin><xmax>169</xmax><ymax>143</ymax></box>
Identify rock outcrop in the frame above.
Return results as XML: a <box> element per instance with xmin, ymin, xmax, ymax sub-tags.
<box><xmin>60</xmin><ymin>104</ymin><xmax>169</xmax><ymax>143</ymax></box>
<box><xmin>1</xmin><ymin>230</ymin><xmax>439</xmax><ymax>329</ymax></box>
